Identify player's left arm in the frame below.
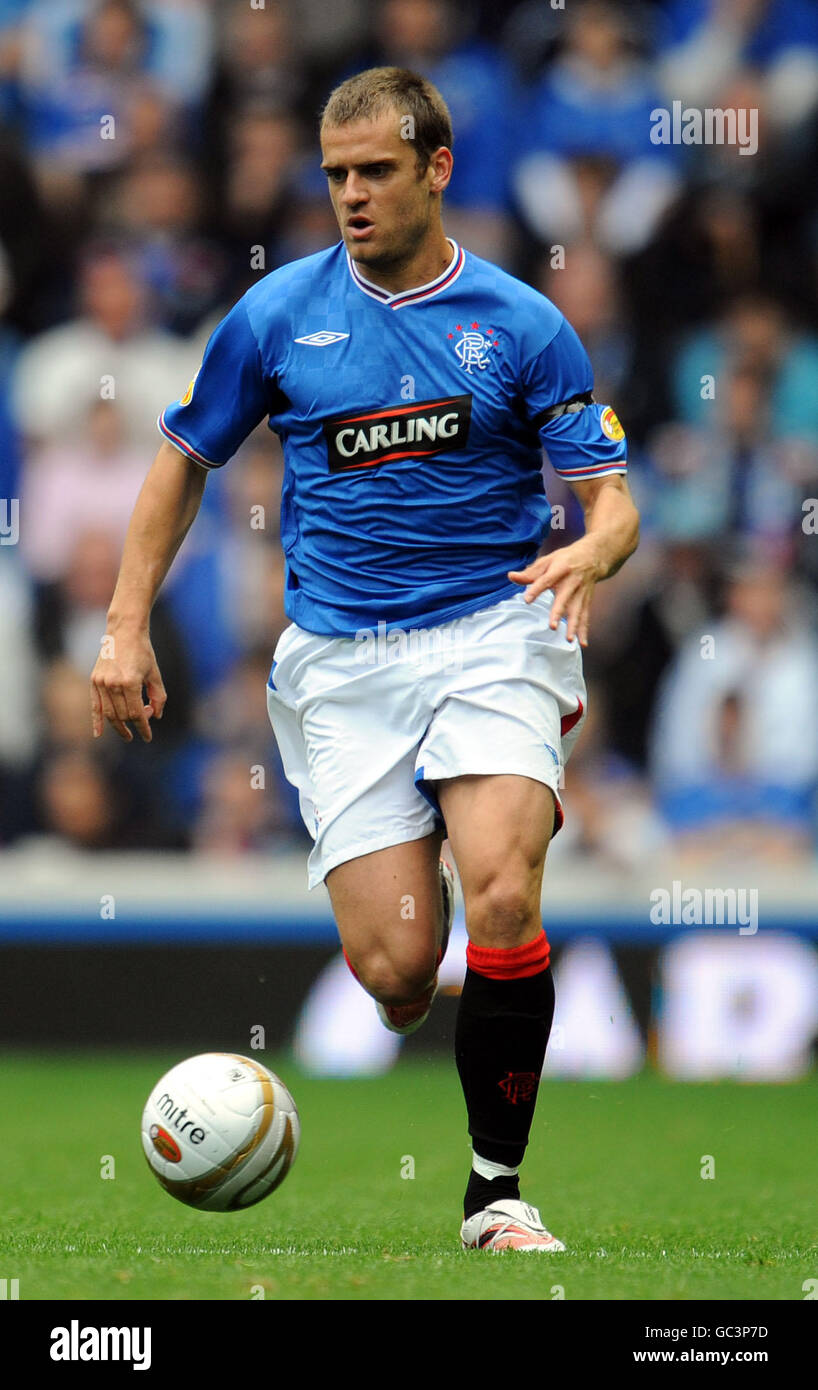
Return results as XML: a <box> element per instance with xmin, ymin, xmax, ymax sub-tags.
<box><xmin>508</xmin><ymin>474</ymin><xmax>640</xmax><ymax>647</ymax></box>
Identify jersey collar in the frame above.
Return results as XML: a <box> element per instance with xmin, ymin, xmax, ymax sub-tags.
<box><xmin>346</xmin><ymin>237</ymin><xmax>465</xmax><ymax>310</ymax></box>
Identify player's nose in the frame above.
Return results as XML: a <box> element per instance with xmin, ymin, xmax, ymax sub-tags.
<box><xmin>340</xmin><ymin>174</ymin><xmax>368</xmax><ymax>205</ymax></box>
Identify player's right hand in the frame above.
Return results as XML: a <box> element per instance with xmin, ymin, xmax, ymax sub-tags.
<box><xmin>90</xmin><ymin>627</ymin><xmax>167</xmax><ymax>743</ymax></box>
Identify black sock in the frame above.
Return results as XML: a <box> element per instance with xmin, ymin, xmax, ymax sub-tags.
<box><xmin>463</xmin><ymin>1168</ymin><xmax>521</xmax><ymax>1220</ymax></box>
<box><xmin>455</xmin><ymin>960</ymin><xmax>555</xmax><ymax>1220</ymax></box>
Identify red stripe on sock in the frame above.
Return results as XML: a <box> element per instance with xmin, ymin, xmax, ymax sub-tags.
<box><xmin>466</xmin><ymin>929</ymin><xmax>551</xmax><ymax>980</ymax></box>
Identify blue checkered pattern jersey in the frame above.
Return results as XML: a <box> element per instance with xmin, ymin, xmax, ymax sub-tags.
<box><xmin>159</xmin><ymin>237</ymin><xmax>628</xmax><ymax>636</ymax></box>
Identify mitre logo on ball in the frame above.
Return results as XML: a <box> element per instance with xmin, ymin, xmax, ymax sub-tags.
<box><xmin>141</xmin><ymin>1053</ymin><xmax>300</xmax><ymax>1212</ymax></box>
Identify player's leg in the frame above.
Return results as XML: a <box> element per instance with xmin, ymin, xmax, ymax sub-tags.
<box><xmin>436</xmin><ymin>772</ymin><xmax>563</xmax><ymax>1251</ymax></box>
<box><xmin>408</xmin><ymin>586</ymin><xmax>585</xmax><ymax>1246</ymax></box>
<box><xmin>265</xmin><ymin>622</ymin><xmax>452</xmax><ymax>1029</ymax></box>
<box><xmin>325</xmin><ymin>829</ymin><xmax>445</xmax><ymax>1006</ymax></box>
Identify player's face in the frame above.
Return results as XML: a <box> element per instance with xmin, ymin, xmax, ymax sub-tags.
<box><xmin>320</xmin><ymin>111</ymin><xmax>446</xmax><ymax>271</ymax></box>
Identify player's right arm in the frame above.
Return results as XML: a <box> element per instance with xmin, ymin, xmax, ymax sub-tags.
<box><xmin>90</xmin><ymin>440</ymin><xmax>206</xmax><ymax>743</ymax></box>
<box><xmin>91</xmin><ymin>292</ymin><xmax>273</xmax><ymax>743</ymax></box>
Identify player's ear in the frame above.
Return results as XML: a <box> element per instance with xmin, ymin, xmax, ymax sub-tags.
<box><xmin>427</xmin><ymin>146</ymin><xmax>453</xmax><ymax>195</ymax></box>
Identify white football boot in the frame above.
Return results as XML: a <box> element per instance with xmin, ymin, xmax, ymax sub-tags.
<box><xmin>376</xmin><ymin>858</ymin><xmax>455</xmax><ymax>1035</ymax></box>
<box><xmin>460</xmin><ymin>1200</ymin><xmax>566</xmax><ymax>1252</ymax></box>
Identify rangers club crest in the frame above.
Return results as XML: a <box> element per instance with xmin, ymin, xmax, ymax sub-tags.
<box><xmin>497</xmin><ymin>1071</ymin><xmax>539</xmax><ymax>1105</ymax></box>
<box><xmin>447</xmin><ymin>321</ymin><xmax>500</xmax><ymax>373</ymax></box>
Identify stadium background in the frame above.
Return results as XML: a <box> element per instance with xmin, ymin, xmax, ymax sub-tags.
<box><xmin>1</xmin><ymin>0</ymin><xmax>818</xmax><ymax>1087</ymax></box>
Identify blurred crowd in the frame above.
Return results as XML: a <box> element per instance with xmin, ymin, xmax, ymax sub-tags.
<box><xmin>1</xmin><ymin>0</ymin><xmax>818</xmax><ymax>869</ymax></box>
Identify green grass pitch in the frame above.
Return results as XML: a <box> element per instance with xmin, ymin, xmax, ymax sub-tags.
<box><xmin>1</xmin><ymin>1051</ymin><xmax>815</xmax><ymax>1301</ymax></box>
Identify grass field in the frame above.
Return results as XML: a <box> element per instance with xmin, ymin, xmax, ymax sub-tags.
<box><xmin>1</xmin><ymin>1051</ymin><xmax>815</xmax><ymax>1301</ymax></box>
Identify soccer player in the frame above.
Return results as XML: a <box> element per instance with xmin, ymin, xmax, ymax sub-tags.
<box><xmin>91</xmin><ymin>67</ymin><xmax>639</xmax><ymax>1252</ymax></box>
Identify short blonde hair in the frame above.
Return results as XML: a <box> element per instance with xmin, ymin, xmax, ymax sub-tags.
<box><xmin>321</xmin><ymin>66</ymin><xmax>453</xmax><ymax>171</ymax></box>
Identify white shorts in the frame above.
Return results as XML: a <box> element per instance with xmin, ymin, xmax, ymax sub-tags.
<box><xmin>266</xmin><ymin>589</ymin><xmax>587</xmax><ymax>889</ymax></box>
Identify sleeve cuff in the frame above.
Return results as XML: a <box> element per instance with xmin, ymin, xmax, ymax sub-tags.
<box><xmin>157</xmin><ymin>412</ymin><xmax>224</xmax><ymax>470</ymax></box>
<box><xmin>550</xmin><ymin>460</ymin><xmax>628</xmax><ymax>480</ymax></box>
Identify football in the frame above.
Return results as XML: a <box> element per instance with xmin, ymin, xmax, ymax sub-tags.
<box><xmin>141</xmin><ymin>1053</ymin><xmax>300</xmax><ymax>1211</ymax></box>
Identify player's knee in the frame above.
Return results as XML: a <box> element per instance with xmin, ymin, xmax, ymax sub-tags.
<box><xmin>465</xmin><ymin>873</ymin><xmax>540</xmax><ymax>948</ymax></box>
<box><xmin>352</xmin><ymin>948</ymin><xmax>436</xmax><ymax>1005</ymax></box>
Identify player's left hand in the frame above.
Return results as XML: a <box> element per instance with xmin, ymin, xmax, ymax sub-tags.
<box><xmin>508</xmin><ymin>536</ymin><xmax>605</xmax><ymax>646</ymax></box>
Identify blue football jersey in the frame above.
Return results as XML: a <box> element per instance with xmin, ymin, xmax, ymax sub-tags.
<box><xmin>159</xmin><ymin>239</ymin><xmax>627</xmax><ymax>636</ymax></box>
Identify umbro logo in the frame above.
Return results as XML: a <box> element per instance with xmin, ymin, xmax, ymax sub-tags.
<box><xmin>294</xmin><ymin>331</ymin><xmax>350</xmax><ymax>346</ymax></box>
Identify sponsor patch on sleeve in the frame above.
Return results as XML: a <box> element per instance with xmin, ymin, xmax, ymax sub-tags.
<box><xmin>600</xmin><ymin>406</ymin><xmax>625</xmax><ymax>441</ymax></box>
<box><xmin>180</xmin><ymin>370</ymin><xmax>199</xmax><ymax>407</ymax></box>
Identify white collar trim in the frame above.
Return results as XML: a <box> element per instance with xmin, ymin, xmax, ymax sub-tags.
<box><xmin>346</xmin><ymin>237</ymin><xmax>465</xmax><ymax>309</ymax></box>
